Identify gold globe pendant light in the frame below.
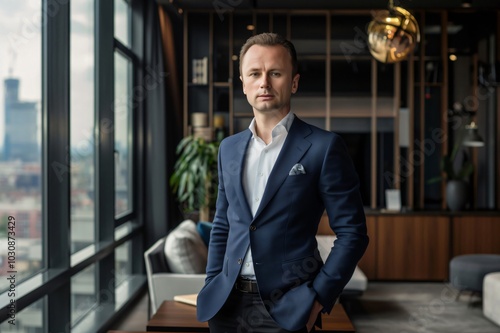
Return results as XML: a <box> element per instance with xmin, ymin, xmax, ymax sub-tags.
<box><xmin>367</xmin><ymin>0</ymin><xmax>420</xmax><ymax>63</ymax></box>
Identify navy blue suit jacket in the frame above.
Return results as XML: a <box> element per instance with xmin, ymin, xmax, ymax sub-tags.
<box><xmin>196</xmin><ymin>116</ymin><xmax>368</xmax><ymax>331</ymax></box>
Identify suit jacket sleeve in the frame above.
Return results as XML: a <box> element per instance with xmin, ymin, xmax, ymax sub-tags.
<box><xmin>204</xmin><ymin>141</ymin><xmax>230</xmax><ymax>282</ymax></box>
<box><xmin>312</xmin><ymin>133</ymin><xmax>369</xmax><ymax>313</ymax></box>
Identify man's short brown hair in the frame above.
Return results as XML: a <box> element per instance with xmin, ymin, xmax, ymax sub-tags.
<box><xmin>239</xmin><ymin>32</ymin><xmax>298</xmax><ymax>76</ymax></box>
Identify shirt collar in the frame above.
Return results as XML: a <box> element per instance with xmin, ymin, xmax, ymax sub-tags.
<box><xmin>248</xmin><ymin>112</ymin><xmax>295</xmax><ymax>140</ymax></box>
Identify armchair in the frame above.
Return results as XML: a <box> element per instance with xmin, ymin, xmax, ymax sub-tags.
<box><xmin>144</xmin><ymin>236</ymin><xmax>206</xmax><ymax>317</ymax></box>
<box><xmin>144</xmin><ymin>219</ymin><xmax>367</xmax><ymax>317</ymax></box>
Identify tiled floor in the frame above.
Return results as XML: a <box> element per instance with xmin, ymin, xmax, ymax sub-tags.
<box><xmin>111</xmin><ymin>283</ymin><xmax>500</xmax><ymax>333</ymax></box>
<box><xmin>344</xmin><ymin>282</ymin><xmax>500</xmax><ymax>333</ymax></box>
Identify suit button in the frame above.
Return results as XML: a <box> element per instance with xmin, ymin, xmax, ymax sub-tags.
<box><xmin>237</xmin><ymin>258</ymin><xmax>243</xmax><ymax>265</ymax></box>
<box><xmin>249</xmin><ymin>225</ymin><xmax>256</xmax><ymax>231</ymax></box>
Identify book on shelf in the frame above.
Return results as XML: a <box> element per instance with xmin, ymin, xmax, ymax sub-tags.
<box><xmin>192</xmin><ymin>126</ymin><xmax>213</xmax><ymax>141</ymax></box>
<box><xmin>192</xmin><ymin>57</ymin><xmax>208</xmax><ymax>84</ymax></box>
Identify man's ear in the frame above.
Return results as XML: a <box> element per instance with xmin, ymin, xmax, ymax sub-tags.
<box><xmin>291</xmin><ymin>73</ymin><xmax>300</xmax><ymax>94</ymax></box>
<box><xmin>240</xmin><ymin>76</ymin><xmax>246</xmax><ymax>94</ymax></box>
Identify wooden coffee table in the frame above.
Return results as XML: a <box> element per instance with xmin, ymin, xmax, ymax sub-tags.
<box><xmin>147</xmin><ymin>300</ymin><xmax>354</xmax><ymax>332</ymax></box>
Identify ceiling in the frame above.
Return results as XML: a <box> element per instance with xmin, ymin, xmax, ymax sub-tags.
<box><xmin>163</xmin><ymin>0</ymin><xmax>500</xmax><ymax>10</ymax></box>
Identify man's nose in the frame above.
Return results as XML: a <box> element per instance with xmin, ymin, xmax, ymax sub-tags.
<box><xmin>260</xmin><ymin>75</ymin><xmax>270</xmax><ymax>89</ymax></box>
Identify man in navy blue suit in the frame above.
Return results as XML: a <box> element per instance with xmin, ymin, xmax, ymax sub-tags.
<box><xmin>197</xmin><ymin>32</ymin><xmax>368</xmax><ymax>333</ymax></box>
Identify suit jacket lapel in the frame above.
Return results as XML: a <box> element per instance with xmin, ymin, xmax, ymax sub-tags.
<box><xmin>253</xmin><ymin>117</ymin><xmax>312</xmax><ymax>221</ymax></box>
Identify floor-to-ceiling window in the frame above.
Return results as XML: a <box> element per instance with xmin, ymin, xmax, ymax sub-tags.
<box><xmin>113</xmin><ymin>0</ymin><xmax>136</xmax><ymax>301</ymax></box>
<box><xmin>70</xmin><ymin>0</ymin><xmax>96</xmax><ymax>255</ymax></box>
<box><xmin>0</xmin><ymin>4</ymin><xmax>44</xmax><ymax>331</ymax></box>
<box><xmin>0</xmin><ymin>0</ymin><xmax>146</xmax><ymax>331</ymax></box>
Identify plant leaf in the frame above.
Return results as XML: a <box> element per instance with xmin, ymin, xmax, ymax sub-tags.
<box><xmin>457</xmin><ymin>161</ymin><xmax>474</xmax><ymax>180</ymax></box>
<box><xmin>169</xmin><ymin>135</ymin><xmax>220</xmax><ymax>212</ymax></box>
<box><xmin>441</xmin><ymin>155</ymin><xmax>456</xmax><ymax>180</ymax></box>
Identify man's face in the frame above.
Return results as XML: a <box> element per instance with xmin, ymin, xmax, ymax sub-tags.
<box><xmin>240</xmin><ymin>44</ymin><xmax>300</xmax><ymax>115</ymax></box>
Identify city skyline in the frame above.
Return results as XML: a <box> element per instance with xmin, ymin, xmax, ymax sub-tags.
<box><xmin>3</xmin><ymin>78</ymin><xmax>40</xmax><ymax>162</ymax></box>
<box><xmin>0</xmin><ymin>2</ymin><xmax>41</xmax><ymax>149</ymax></box>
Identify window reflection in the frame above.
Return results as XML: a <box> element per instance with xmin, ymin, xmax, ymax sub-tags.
<box><xmin>114</xmin><ymin>53</ymin><xmax>133</xmax><ymax>217</ymax></box>
<box><xmin>114</xmin><ymin>0</ymin><xmax>131</xmax><ymax>47</ymax></box>
<box><xmin>70</xmin><ymin>0</ymin><xmax>95</xmax><ymax>254</ymax></box>
<box><xmin>71</xmin><ymin>264</ymin><xmax>96</xmax><ymax>325</ymax></box>
<box><xmin>115</xmin><ymin>240</ymin><xmax>132</xmax><ymax>287</ymax></box>
<box><xmin>0</xmin><ymin>1</ymin><xmax>43</xmax><ymax>292</ymax></box>
<box><xmin>0</xmin><ymin>297</ymin><xmax>45</xmax><ymax>332</ymax></box>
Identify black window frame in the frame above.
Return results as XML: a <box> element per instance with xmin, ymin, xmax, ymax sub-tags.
<box><xmin>0</xmin><ymin>0</ymin><xmax>146</xmax><ymax>331</ymax></box>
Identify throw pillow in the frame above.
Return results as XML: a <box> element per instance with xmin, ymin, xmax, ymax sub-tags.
<box><xmin>196</xmin><ymin>221</ymin><xmax>213</xmax><ymax>247</ymax></box>
<box><xmin>164</xmin><ymin>219</ymin><xmax>208</xmax><ymax>274</ymax></box>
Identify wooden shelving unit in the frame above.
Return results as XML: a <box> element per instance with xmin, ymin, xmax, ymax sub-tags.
<box><xmin>182</xmin><ymin>8</ymin><xmax>500</xmax><ymax>211</ymax></box>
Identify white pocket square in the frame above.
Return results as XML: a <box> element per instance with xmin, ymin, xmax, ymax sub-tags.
<box><xmin>289</xmin><ymin>163</ymin><xmax>306</xmax><ymax>176</ymax></box>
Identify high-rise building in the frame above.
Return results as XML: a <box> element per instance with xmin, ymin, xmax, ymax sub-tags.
<box><xmin>3</xmin><ymin>78</ymin><xmax>39</xmax><ymax>162</ymax></box>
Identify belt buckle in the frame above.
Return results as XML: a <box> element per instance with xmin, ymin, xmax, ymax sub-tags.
<box><xmin>236</xmin><ymin>278</ymin><xmax>257</xmax><ymax>293</ymax></box>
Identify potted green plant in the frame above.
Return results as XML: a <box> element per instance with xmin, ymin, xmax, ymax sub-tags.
<box><xmin>440</xmin><ymin>144</ymin><xmax>474</xmax><ymax>182</ymax></box>
<box><xmin>429</xmin><ymin>142</ymin><xmax>474</xmax><ymax>211</ymax></box>
<box><xmin>169</xmin><ymin>135</ymin><xmax>219</xmax><ymax>221</ymax></box>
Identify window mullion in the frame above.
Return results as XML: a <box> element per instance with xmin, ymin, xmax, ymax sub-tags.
<box><xmin>43</xmin><ymin>0</ymin><xmax>71</xmax><ymax>331</ymax></box>
<box><xmin>95</xmin><ymin>0</ymin><xmax>116</xmax><ymax>304</ymax></box>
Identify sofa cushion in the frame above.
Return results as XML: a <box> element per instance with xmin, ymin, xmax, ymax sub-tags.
<box><xmin>164</xmin><ymin>219</ymin><xmax>208</xmax><ymax>274</ymax></box>
<box><xmin>196</xmin><ymin>221</ymin><xmax>213</xmax><ymax>247</ymax></box>
<box><xmin>148</xmin><ymin>238</ymin><xmax>170</xmax><ymax>274</ymax></box>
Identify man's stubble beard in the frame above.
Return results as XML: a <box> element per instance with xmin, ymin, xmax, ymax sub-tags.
<box><xmin>252</xmin><ymin>98</ymin><xmax>290</xmax><ymax>114</ymax></box>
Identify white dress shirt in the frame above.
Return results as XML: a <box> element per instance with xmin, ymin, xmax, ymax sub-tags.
<box><xmin>240</xmin><ymin>112</ymin><xmax>295</xmax><ymax>279</ymax></box>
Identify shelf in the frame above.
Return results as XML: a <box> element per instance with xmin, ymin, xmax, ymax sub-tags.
<box><xmin>292</xmin><ymin>96</ymin><xmax>326</xmax><ymax>114</ymax></box>
<box><xmin>414</xmin><ymin>82</ymin><xmax>444</xmax><ymax>87</ymax></box>
<box><xmin>294</xmin><ymin>111</ymin><xmax>328</xmax><ymax>118</ymax></box>
<box><xmin>234</xmin><ymin>112</ymin><xmax>254</xmax><ymax>118</ymax></box>
<box><xmin>412</xmin><ymin>56</ymin><xmax>443</xmax><ymax>61</ymax></box>
<box><xmin>298</xmin><ymin>55</ymin><xmax>327</xmax><ymax>61</ymax></box>
<box><xmin>331</xmin><ymin>55</ymin><xmax>372</xmax><ymax>61</ymax></box>
<box><xmin>332</xmin><ymin>97</ymin><xmax>395</xmax><ymax>118</ymax></box>
<box><xmin>213</xmin><ymin>82</ymin><xmax>231</xmax><ymax>87</ymax></box>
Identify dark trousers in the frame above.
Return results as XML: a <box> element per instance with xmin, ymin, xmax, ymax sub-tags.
<box><xmin>208</xmin><ymin>287</ymin><xmax>314</xmax><ymax>333</ymax></box>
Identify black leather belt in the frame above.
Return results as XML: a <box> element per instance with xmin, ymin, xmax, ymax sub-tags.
<box><xmin>235</xmin><ymin>277</ymin><xmax>259</xmax><ymax>293</ymax></box>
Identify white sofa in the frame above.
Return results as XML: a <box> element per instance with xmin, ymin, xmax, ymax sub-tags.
<box><xmin>316</xmin><ymin>235</ymin><xmax>368</xmax><ymax>296</ymax></box>
<box><xmin>144</xmin><ymin>232</ymin><xmax>367</xmax><ymax>316</ymax></box>
<box><xmin>483</xmin><ymin>272</ymin><xmax>500</xmax><ymax>327</ymax></box>
<box><xmin>144</xmin><ymin>236</ymin><xmax>206</xmax><ymax>317</ymax></box>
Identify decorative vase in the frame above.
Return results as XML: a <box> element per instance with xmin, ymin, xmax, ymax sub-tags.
<box><xmin>446</xmin><ymin>180</ymin><xmax>468</xmax><ymax>211</ymax></box>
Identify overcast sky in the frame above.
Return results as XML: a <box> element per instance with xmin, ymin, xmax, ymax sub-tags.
<box><xmin>0</xmin><ymin>1</ymin><xmax>42</xmax><ymax>148</ymax></box>
<box><xmin>0</xmin><ymin>0</ymin><xmax>128</xmax><ymax>152</ymax></box>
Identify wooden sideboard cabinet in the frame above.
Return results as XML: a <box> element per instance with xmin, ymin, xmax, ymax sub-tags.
<box><xmin>373</xmin><ymin>215</ymin><xmax>450</xmax><ymax>280</ymax></box>
<box><xmin>322</xmin><ymin>212</ymin><xmax>499</xmax><ymax>281</ymax></box>
<box><xmin>357</xmin><ymin>216</ymin><xmax>377</xmax><ymax>279</ymax></box>
<box><xmin>452</xmin><ymin>216</ymin><xmax>500</xmax><ymax>256</ymax></box>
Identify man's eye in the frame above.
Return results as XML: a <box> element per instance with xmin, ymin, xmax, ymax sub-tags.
<box><xmin>271</xmin><ymin>72</ymin><xmax>281</xmax><ymax>77</ymax></box>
